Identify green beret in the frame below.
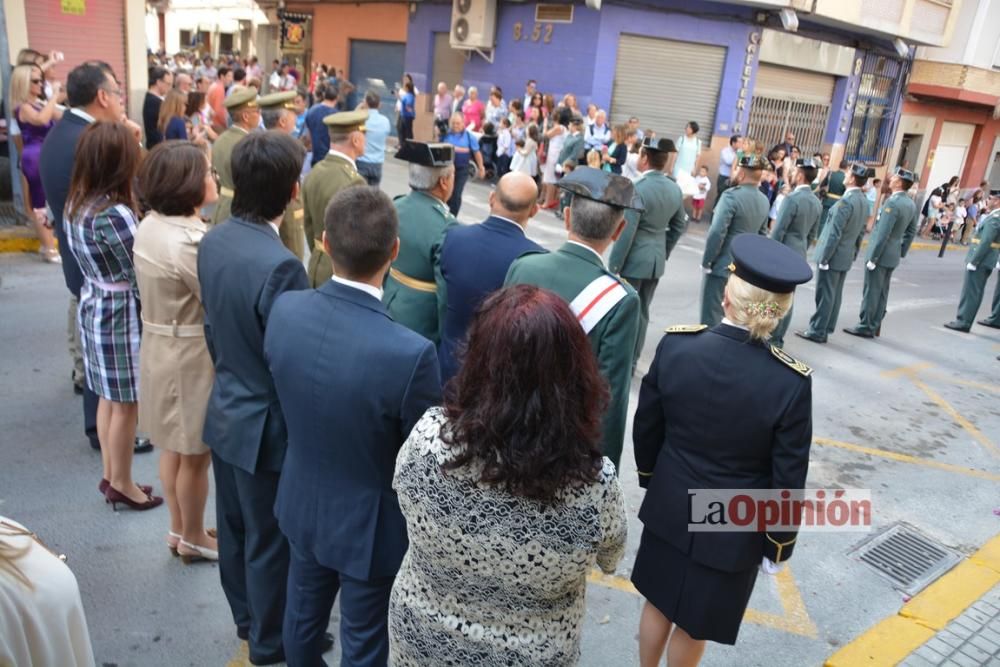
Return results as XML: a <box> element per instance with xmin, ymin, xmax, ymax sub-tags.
<box><xmin>257</xmin><ymin>91</ymin><xmax>297</xmax><ymax>110</ymax></box>
<box><xmin>323</xmin><ymin>110</ymin><xmax>369</xmax><ymax>133</ymax></box>
<box><xmin>224</xmin><ymin>86</ymin><xmax>259</xmax><ymax>111</ymax></box>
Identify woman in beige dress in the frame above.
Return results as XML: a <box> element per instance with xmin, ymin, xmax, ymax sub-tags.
<box><xmin>134</xmin><ymin>141</ymin><xmax>218</xmax><ymax>562</ymax></box>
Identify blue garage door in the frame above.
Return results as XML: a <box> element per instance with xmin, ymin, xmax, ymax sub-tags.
<box><xmin>350</xmin><ymin>39</ymin><xmax>406</xmax><ymax>136</ymax></box>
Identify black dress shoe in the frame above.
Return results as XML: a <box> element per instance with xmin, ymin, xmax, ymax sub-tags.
<box><xmin>843</xmin><ymin>327</ymin><xmax>874</xmax><ymax>338</ymax></box>
<box><xmin>977</xmin><ymin>319</ymin><xmax>1000</xmax><ymax>329</ymax></box>
<box><xmin>134</xmin><ymin>437</ymin><xmax>154</xmax><ymax>454</ymax></box>
<box><xmin>237</xmin><ymin>626</ymin><xmax>249</xmax><ymax>641</ymax></box>
<box><xmin>943</xmin><ymin>321</ymin><xmax>970</xmax><ymax>332</ymax></box>
<box><xmin>794</xmin><ymin>330</ymin><xmax>826</xmax><ymax>344</ymax></box>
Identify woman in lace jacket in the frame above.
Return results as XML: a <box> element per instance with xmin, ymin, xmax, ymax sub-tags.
<box><xmin>389</xmin><ymin>284</ymin><xmax>627</xmax><ymax>666</ymax></box>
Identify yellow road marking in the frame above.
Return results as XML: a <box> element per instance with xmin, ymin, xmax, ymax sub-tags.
<box><xmin>226</xmin><ymin>640</ymin><xmax>249</xmax><ymax>667</ymax></box>
<box><xmin>921</xmin><ymin>370</ymin><xmax>1000</xmax><ymax>394</ymax></box>
<box><xmin>587</xmin><ymin>566</ymin><xmax>817</xmax><ymax>638</ymax></box>
<box><xmin>879</xmin><ymin>363</ymin><xmax>999</xmax><ymax>458</ymax></box>
<box><xmin>879</xmin><ymin>362</ymin><xmax>933</xmax><ymax>379</ymax></box>
<box><xmin>813</xmin><ymin>437</ymin><xmax>1000</xmax><ymax>481</ymax></box>
<box><xmin>909</xmin><ymin>376</ymin><xmax>1000</xmax><ymax>458</ymax></box>
<box><xmin>825</xmin><ymin>533</ymin><xmax>1000</xmax><ymax>666</ymax></box>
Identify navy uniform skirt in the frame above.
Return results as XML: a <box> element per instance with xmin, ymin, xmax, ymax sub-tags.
<box><xmin>631</xmin><ymin>529</ymin><xmax>758</xmax><ymax>645</ymax></box>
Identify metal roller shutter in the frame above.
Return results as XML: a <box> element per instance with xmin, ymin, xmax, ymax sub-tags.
<box><xmin>610</xmin><ymin>34</ymin><xmax>725</xmax><ymax>144</ymax></box>
<box><xmin>754</xmin><ymin>64</ymin><xmax>835</xmax><ymax>105</ymax></box>
<box><xmin>25</xmin><ymin>1</ymin><xmax>127</xmax><ymax>94</ymax></box>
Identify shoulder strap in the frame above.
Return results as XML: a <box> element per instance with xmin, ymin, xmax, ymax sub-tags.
<box><xmin>769</xmin><ymin>344</ymin><xmax>813</xmax><ymax>377</ymax></box>
<box><xmin>664</xmin><ymin>324</ymin><xmax>707</xmax><ymax>334</ymax></box>
<box><xmin>570</xmin><ymin>274</ymin><xmax>629</xmax><ymax>334</ymax></box>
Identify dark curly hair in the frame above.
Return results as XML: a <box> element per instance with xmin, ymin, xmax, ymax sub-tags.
<box><xmin>442</xmin><ymin>285</ymin><xmax>609</xmax><ymax>503</ymax></box>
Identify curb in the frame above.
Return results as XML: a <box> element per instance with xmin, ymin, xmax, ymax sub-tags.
<box><xmin>0</xmin><ymin>226</ymin><xmax>41</xmax><ymax>254</ymax></box>
<box><xmin>825</xmin><ymin>533</ymin><xmax>1000</xmax><ymax>666</ymax></box>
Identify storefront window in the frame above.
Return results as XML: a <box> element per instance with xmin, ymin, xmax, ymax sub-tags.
<box><xmin>845</xmin><ymin>54</ymin><xmax>907</xmax><ymax>165</ymax></box>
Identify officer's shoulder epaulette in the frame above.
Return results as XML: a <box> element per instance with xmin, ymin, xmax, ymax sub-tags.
<box><xmin>769</xmin><ymin>344</ymin><xmax>813</xmax><ymax>377</ymax></box>
<box><xmin>602</xmin><ymin>269</ymin><xmax>635</xmax><ymax>292</ymax></box>
<box><xmin>513</xmin><ymin>248</ymin><xmax>549</xmax><ymax>262</ymax></box>
<box><xmin>664</xmin><ymin>324</ymin><xmax>707</xmax><ymax>334</ymax></box>
<box><xmin>392</xmin><ymin>193</ymin><xmax>406</xmax><ymax>202</ymax></box>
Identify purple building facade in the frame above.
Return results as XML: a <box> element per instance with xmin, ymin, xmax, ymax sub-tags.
<box><xmin>405</xmin><ymin>0</ymin><xmax>910</xmax><ymax>172</ymax></box>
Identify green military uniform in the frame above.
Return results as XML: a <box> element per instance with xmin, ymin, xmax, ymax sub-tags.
<box><xmin>209</xmin><ymin>87</ymin><xmax>259</xmax><ymax>226</ymax></box>
<box><xmin>506</xmin><ymin>243</ymin><xmax>639</xmax><ymax>467</ymax></box>
<box><xmin>505</xmin><ymin>166</ymin><xmax>643</xmax><ymax>468</ymax></box>
<box><xmin>301</xmin><ymin>111</ymin><xmax>368</xmax><ymax>287</ymax></box>
<box><xmin>385</xmin><ymin>191</ymin><xmax>457</xmax><ymax>343</ymax></box>
<box><xmin>770</xmin><ymin>182</ymin><xmax>823</xmax><ymax>346</ymax></box>
<box><xmin>945</xmin><ymin>208</ymin><xmax>1000</xmax><ymax>331</ymax></box>
<box><xmin>701</xmin><ymin>176</ymin><xmax>770</xmax><ymax>326</ymax></box>
<box><xmin>384</xmin><ymin>140</ymin><xmax>459</xmax><ymax>344</ymax></box>
<box><xmin>981</xmin><ymin>266</ymin><xmax>1000</xmax><ymax>328</ymax></box>
<box><xmin>818</xmin><ymin>168</ymin><xmax>847</xmax><ymax>239</ymax></box>
<box><xmin>609</xmin><ymin>162</ymin><xmax>687</xmax><ymax>366</ymax></box>
<box><xmin>846</xmin><ymin>183</ymin><xmax>919</xmax><ymax>337</ymax></box>
<box><xmin>258</xmin><ymin>91</ymin><xmax>307</xmax><ymax>260</ymax></box>
<box><xmin>799</xmin><ymin>174</ymin><xmax>870</xmax><ymax>342</ymax></box>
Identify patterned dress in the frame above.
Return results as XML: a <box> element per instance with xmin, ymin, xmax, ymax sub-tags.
<box><xmin>65</xmin><ymin>199</ymin><xmax>141</xmax><ymax>403</ymax></box>
<box><xmin>389</xmin><ymin>408</ymin><xmax>628</xmax><ymax>666</ymax></box>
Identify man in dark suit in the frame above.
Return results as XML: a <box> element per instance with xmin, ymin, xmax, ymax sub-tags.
<box><xmin>437</xmin><ymin>171</ymin><xmax>542</xmax><ymax>382</ymax></box>
<box><xmin>39</xmin><ymin>61</ymin><xmax>151</xmax><ymax>455</ymax></box>
<box><xmin>142</xmin><ymin>66</ymin><xmax>172</xmax><ymax>149</ymax></box>
<box><xmin>197</xmin><ymin>131</ymin><xmax>310</xmax><ymax>665</ymax></box>
<box><xmin>265</xmin><ymin>186</ymin><xmax>442</xmax><ymax>665</ymax></box>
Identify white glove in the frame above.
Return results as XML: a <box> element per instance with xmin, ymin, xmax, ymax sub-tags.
<box><xmin>703</xmin><ymin>266</ymin><xmax>712</xmax><ymax>275</ymax></box>
<box><xmin>760</xmin><ymin>557</ymin><xmax>783</xmax><ymax>575</ymax></box>
<box><xmin>818</xmin><ymin>263</ymin><xmax>829</xmax><ymax>271</ymax></box>
<box><xmin>967</xmin><ymin>263</ymin><xmax>977</xmax><ymax>271</ymax></box>
<box><xmin>866</xmin><ymin>261</ymin><xmax>876</xmax><ymax>271</ymax></box>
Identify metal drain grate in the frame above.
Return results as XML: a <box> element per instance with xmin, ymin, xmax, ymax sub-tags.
<box><xmin>850</xmin><ymin>523</ymin><xmax>962</xmax><ymax>596</ymax></box>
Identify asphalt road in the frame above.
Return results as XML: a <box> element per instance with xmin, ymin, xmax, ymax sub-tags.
<box><xmin>1</xmin><ymin>159</ymin><xmax>999</xmax><ymax>667</ymax></box>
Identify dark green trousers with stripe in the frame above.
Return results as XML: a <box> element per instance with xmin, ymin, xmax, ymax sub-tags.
<box><xmin>856</xmin><ymin>266</ymin><xmax>893</xmax><ymax>334</ymax></box>
<box><xmin>805</xmin><ymin>269</ymin><xmax>847</xmax><ymax>338</ymax></box>
<box><xmin>700</xmin><ymin>273</ymin><xmax>727</xmax><ymax>327</ymax></box>
<box><xmin>954</xmin><ymin>266</ymin><xmax>993</xmax><ymax>328</ymax></box>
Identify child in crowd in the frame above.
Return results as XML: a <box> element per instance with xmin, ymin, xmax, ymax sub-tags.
<box><xmin>933</xmin><ymin>202</ymin><xmax>955</xmax><ymax>240</ymax></box>
<box><xmin>557</xmin><ymin>160</ymin><xmax>576</xmax><ymax>216</ymax></box>
<box><xmin>586</xmin><ymin>149</ymin><xmax>602</xmax><ymax>170</ymax></box>
<box><xmin>511</xmin><ymin>127</ymin><xmax>539</xmax><ymax>178</ymax></box>
<box><xmin>511</xmin><ymin>111</ymin><xmax>526</xmax><ymax>143</ymax></box>
<box><xmin>692</xmin><ymin>165</ymin><xmax>711</xmax><ymax>221</ymax></box>
<box><xmin>496</xmin><ymin>117</ymin><xmax>513</xmax><ymax>177</ymax></box>
<box><xmin>953</xmin><ymin>198</ymin><xmax>968</xmax><ymax>243</ymax></box>
<box><xmin>622</xmin><ymin>129</ymin><xmax>640</xmax><ymax>181</ymax></box>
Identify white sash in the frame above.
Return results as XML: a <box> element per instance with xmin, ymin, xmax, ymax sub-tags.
<box><xmin>569</xmin><ymin>275</ymin><xmax>628</xmax><ymax>334</ymax></box>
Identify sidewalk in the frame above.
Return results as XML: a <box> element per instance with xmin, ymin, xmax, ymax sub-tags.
<box><xmin>826</xmin><ymin>535</ymin><xmax>1000</xmax><ymax>666</ymax></box>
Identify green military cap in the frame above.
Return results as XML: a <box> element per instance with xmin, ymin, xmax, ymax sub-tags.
<box><xmin>395</xmin><ymin>140</ymin><xmax>454</xmax><ymax>166</ymax></box>
<box><xmin>224</xmin><ymin>86</ymin><xmax>259</xmax><ymax>111</ymax></box>
<box><xmin>850</xmin><ymin>162</ymin><xmax>876</xmax><ymax>179</ymax></box>
<box><xmin>557</xmin><ymin>166</ymin><xmax>643</xmax><ymax>211</ymax></box>
<box><xmin>796</xmin><ymin>157</ymin><xmax>821</xmax><ymax>170</ymax></box>
<box><xmin>323</xmin><ymin>109</ymin><xmax>368</xmax><ymax>133</ymax></box>
<box><xmin>738</xmin><ymin>153</ymin><xmax>770</xmax><ymax>170</ymax></box>
<box><xmin>641</xmin><ymin>136</ymin><xmax>676</xmax><ymax>153</ymax></box>
<box><xmin>257</xmin><ymin>91</ymin><xmax>297</xmax><ymax>110</ymax></box>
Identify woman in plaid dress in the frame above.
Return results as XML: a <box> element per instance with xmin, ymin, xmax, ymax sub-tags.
<box><xmin>65</xmin><ymin>122</ymin><xmax>162</xmax><ymax>512</ymax></box>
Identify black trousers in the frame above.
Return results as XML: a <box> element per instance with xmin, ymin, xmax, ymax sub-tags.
<box><xmin>212</xmin><ymin>452</ymin><xmax>289</xmax><ymax>664</ymax></box>
<box><xmin>55</xmin><ymin>216</ymin><xmax>98</xmax><ymax>448</ymax></box>
<box><xmin>355</xmin><ymin>160</ymin><xmax>383</xmax><ymax>187</ymax></box>
<box><xmin>448</xmin><ymin>166</ymin><xmax>470</xmax><ymax>217</ymax></box>
<box><xmin>284</xmin><ymin>539</ymin><xmax>394</xmax><ymax>667</ymax></box>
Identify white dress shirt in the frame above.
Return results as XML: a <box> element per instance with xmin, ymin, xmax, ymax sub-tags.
<box><xmin>331</xmin><ymin>274</ymin><xmax>384</xmax><ymax>300</ymax></box>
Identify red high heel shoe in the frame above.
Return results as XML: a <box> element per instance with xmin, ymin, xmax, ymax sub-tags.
<box><xmin>99</xmin><ymin>479</ymin><xmax>152</xmax><ymax>498</ymax></box>
<box><xmin>105</xmin><ymin>486</ymin><xmax>163</xmax><ymax>511</ymax></box>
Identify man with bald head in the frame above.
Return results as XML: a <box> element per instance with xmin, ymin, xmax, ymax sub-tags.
<box><xmin>436</xmin><ymin>171</ymin><xmax>543</xmax><ymax>381</ymax></box>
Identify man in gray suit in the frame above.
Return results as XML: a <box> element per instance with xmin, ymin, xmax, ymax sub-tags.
<box><xmin>197</xmin><ymin>131</ymin><xmax>310</xmax><ymax>664</ymax></box>
<box><xmin>769</xmin><ymin>158</ymin><xmax>822</xmax><ymax>347</ymax></box>
<box><xmin>796</xmin><ymin>163</ymin><xmax>873</xmax><ymax>344</ymax></box>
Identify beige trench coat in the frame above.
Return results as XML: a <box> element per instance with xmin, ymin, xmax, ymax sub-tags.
<box><xmin>133</xmin><ymin>212</ymin><xmax>213</xmax><ymax>455</ymax></box>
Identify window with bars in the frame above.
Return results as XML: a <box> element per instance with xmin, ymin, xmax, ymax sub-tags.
<box><xmin>746</xmin><ymin>97</ymin><xmax>831</xmax><ymax>157</ymax></box>
<box><xmin>844</xmin><ymin>55</ymin><xmax>907</xmax><ymax>165</ymax></box>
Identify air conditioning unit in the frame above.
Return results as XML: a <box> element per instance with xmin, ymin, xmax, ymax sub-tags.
<box><xmin>450</xmin><ymin>0</ymin><xmax>498</xmax><ymax>50</ymax></box>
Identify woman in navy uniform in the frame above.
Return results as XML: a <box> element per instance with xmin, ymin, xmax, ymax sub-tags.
<box><xmin>631</xmin><ymin>234</ymin><xmax>814</xmax><ymax>666</ymax></box>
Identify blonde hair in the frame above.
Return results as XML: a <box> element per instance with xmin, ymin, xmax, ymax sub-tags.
<box><xmin>724</xmin><ymin>274</ymin><xmax>793</xmax><ymax>341</ymax></box>
<box><xmin>9</xmin><ymin>64</ymin><xmax>41</xmax><ymax>110</ymax></box>
<box><xmin>157</xmin><ymin>88</ymin><xmax>188</xmax><ymax>133</ymax></box>
<box><xmin>586</xmin><ymin>149</ymin><xmax>602</xmax><ymax>169</ymax></box>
